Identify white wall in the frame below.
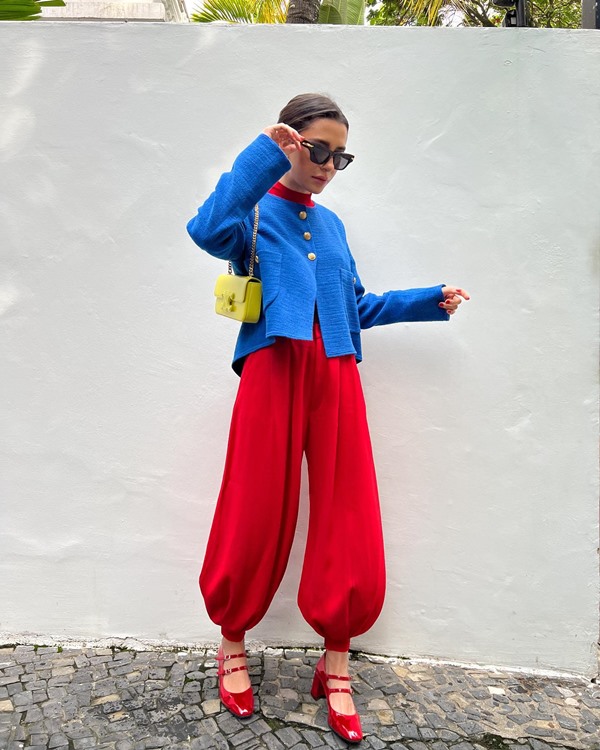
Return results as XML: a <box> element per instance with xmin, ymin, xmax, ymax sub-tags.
<box><xmin>0</xmin><ymin>22</ymin><xmax>598</xmax><ymax>676</ymax></box>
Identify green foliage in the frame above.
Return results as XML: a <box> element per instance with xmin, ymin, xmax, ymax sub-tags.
<box><xmin>0</xmin><ymin>0</ymin><xmax>65</xmax><ymax>20</ymax></box>
<box><xmin>367</xmin><ymin>0</ymin><xmax>496</xmax><ymax>24</ymax></box>
<box><xmin>319</xmin><ymin>0</ymin><xmax>365</xmax><ymax>23</ymax></box>
<box><xmin>367</xmin><ymin>0</ymin><xmax>581</xmax><ymax>26</ymax></box>
<box><xmin>191</xmin><ymin>0</ymin><xmax>288</xmax><ymax>23</ymax></box>
<box><xmin>529</xmin><ymin>0</ymin><xmax>581</xmax><ymax>26</ymax></box>
<box><xmin>192</xmin><ymin>0</ymin><xmax>366</xmax><ymax>24</ymax></box>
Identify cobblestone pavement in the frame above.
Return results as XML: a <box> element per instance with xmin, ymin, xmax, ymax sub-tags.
<box><xmin>1</xmin><ymin>645</ymin><xmax>599</xmax><ymax>750</ymax></box>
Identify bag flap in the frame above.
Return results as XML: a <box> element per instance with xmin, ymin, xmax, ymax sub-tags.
<box><xmin>214</xmin><ymin>274</ymin><xmax>260</xmax><ymax>304</ymax></box>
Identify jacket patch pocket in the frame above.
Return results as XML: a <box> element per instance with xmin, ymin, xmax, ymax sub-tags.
<box><xmin>339</xmin><ymin>268</ymin><xmax>360</xmax><ymax>333</ymax></box>
<box><xmin>257</xmin><ymin>248</ymin><xmax>282</xmax><ymax>309</ymax></box>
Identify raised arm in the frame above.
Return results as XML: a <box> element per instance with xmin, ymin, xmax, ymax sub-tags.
<box><xmin>186</xmin><ymin>127</ymin><xmax>301</xmax><ymax>262</ymax></box>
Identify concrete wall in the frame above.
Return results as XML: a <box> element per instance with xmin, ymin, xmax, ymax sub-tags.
<box><xmin>1</xmin><ymin>22</ymin><xmax>598</xmax><ymax>676</ymax></box>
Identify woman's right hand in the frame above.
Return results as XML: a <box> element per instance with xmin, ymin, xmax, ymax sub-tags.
<box><xmin>263</xmin><ymin>123</ymin><xmax>303</xmax><ymax>157</ymax></box>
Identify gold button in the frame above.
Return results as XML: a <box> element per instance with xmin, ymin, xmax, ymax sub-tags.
<box><xmin>299</xmin><ymin>211</ymin><xmax>307</xmax><ymax>220</ymax></box>
<box><xmin>308</xmin><ymin>252</ymin><xmax>316</xmax><ymax>261</ymax></box>
<box><xmin>255</xmin><ymin>255</ymin><xmax>259</xmax><ymax>263</ymax></box>
<box><xmin>303</xmin><ymin>231</ymin><xmax>312</xmax><ymax>241</ymax></box>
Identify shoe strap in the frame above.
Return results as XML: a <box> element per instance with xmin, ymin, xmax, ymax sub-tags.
<box><xmin>219</xmin><ymin>663</ymin><xmax>249</xmax><ymax>677</ymax></box>
<box><xmin>325</xmin><ymin>672</ymin><xmax>351</xmax><ymax>682</ymax></box>
<box><xmin>324</xmin><ymin>670</ymin><xmax>353</xmax><ymax>694</ymax></box>
<box><xmin>327</xmin><ymin>686</ymin><xmax>353</xmax><ymax>695</ymax></box>
<box><xmin>218</xmin><ymin>652</ymin><xmax>246</xmax><ymax>661</ymax></box>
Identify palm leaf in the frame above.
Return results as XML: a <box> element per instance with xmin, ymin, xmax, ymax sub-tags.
<box><xmin>0</xmin><ymin>0</ymin><xmax>64</xmax><ymax>19</ymax></box>
<box><xmin>0</xmin><ymin>9</ymin><xmax>40</xmax><ymax>18</ymax></box>
<box><xmin>254</xmin><ymin>0</ymin><xmax>287</xmax><ymax>22</ymax></box>
<box><xmin>318</xmin><ymin>1</ymin><xmax>342</xmax><ymax>22</ymax></box>
<box><xmin>398</xmin><ymin>0</ymin><xmax>446</xmax><ymax>23</ymax></box>
<box><xmin>191</xmin><ymin>0</ymin><xmax>254</xmax><ymax>22</ymax></box>
<box><xmin>191</xmin><ymin>0</ymin><xmax>287</xmax><ymax>22</ymax></box>
<box><xmin>319</xmin><ymin>0</ymin><xmax>365</xmax><ymax>23</ymax></box>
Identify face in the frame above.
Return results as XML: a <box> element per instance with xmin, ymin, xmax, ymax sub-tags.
<box><xmin>280</xmin><ymin>118</ymin><xmax>349</xmax><ymax>195</ymax></box>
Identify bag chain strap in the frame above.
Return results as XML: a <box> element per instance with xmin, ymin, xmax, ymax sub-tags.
<box><xmin>227</xmin><ymin>204</ymin><xmax>259</xmax><ymax>277</ymax></box>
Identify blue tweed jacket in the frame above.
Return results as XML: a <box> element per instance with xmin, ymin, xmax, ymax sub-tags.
<box><xmin>187</xmin><ymin>134</ymin><xmax>448</xmax><ymax>375</ymax></box>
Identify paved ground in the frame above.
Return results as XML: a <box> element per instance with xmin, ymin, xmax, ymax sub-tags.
<box><xmin>1</xmin><ymin>645</ymin><xmax>599</xmax><ymax>750</ymax></box>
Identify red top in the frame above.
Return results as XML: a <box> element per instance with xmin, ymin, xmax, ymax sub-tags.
<box><xmin>268</xmin><ymin>181</ymin><xmax>315</xmax><ymax>208</ymax></box>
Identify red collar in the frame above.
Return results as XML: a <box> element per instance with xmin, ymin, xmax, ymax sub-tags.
<box><xmin>268</xmin><ymin>181</ymin><xmax>314</xmax><ymax>207</ymax></box>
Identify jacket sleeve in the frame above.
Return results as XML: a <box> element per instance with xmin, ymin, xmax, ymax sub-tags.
<box><xmin>349</xmin><ymin>252</ymin><xmax>449</xmax><ymax>327</ymax></box>
<box><xmin>186</xmin><ymin>134</ymin><xmax>291</xmax><ymax>263</ymax></box>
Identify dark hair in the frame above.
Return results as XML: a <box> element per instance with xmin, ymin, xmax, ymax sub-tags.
<box><xmin>278</xmin><ymin>93</ymin><xmax>349</xmax><ymax>134</ymax></box>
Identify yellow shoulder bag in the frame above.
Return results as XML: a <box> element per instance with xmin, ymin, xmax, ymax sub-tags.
<box><xmin>214</xmin><ymin>204</ymin><xmax>262</xmax><ymax>324</ymax></box>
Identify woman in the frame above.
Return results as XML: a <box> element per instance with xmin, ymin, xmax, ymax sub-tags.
<box><xmin>187</xmin><ymin>93</ymin><xmax>469</xmax><ymax>743</ymax></box>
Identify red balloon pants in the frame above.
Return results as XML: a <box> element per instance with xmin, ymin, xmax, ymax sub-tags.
<box><xmin>199</xmin><ymin>326</ymin><xmax>386</xmax><ymax>651</ymax></box>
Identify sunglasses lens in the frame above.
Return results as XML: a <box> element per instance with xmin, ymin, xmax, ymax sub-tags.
<box><xmin>309</xmin><ymin>144</ymin><xmax>330</xmax><ymax>165</ymax></box>
<box><xmin>333</xmin><ymin>153</ymin><xmax>353</xmax><ymax>170</ymax></box>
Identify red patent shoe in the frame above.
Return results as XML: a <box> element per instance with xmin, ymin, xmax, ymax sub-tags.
<box><xmin>216</xmin><ymin>647</ymin><xmax>254</xmax><ymax>718</ymax></box>
<box><xmin>311</xmin><ymin>654</ymin><xmax>363</xmax><ymax>743</ymax></box>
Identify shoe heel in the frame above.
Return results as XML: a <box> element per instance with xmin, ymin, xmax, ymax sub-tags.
<box><xmin>311</xmin><ymin>670</ymin><xmax>325</xmax><ymax>700</ymax></box>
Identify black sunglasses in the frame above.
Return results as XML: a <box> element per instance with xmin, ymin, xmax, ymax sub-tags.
<box><xmin>301</xmin><ymin>140</ymin><xmax>355</xmax><ymax>171</ymax></box>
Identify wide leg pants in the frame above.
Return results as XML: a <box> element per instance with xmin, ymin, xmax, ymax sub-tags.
<box><xmin>199</xmin><ymin>326</ymin><xmax>386</xmax><ymax>651</ymax></box>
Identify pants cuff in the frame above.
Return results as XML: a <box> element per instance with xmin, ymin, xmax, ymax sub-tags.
<box><xmin>221</xmin><ymin>627</ymin><xmax>246</xmax><ymax>643</ymax></box>
<box><xmin>324</xmin><ymin>638</ymin><xmax>351</xmax><ymax>652</ymax></box>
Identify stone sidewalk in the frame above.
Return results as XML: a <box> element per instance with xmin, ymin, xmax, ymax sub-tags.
<box><xmin>1</xmin><ymin>645</ymin><xmax>599</xmax><ymax>750</ymax></box>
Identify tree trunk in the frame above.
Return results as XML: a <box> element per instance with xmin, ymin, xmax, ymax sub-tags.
<box><xmin>286</xmin><ymin>0</ymin><xmax>321</xmax><ymax>23</ymax></box>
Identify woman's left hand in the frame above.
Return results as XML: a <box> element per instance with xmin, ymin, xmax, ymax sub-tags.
<box><xmin>439</xmin><ymin>286</ymin><xmax>470</xmax><ymax>315</ymax></box>
<box><xmin>262</xmin><ymin>123</ymin><xmax>304</xmax><ymax>156</ymax></box>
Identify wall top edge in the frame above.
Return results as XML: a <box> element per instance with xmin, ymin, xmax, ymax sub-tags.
<box><xmin>0</xmin><ymin>20</ymin><xmax>598</xmax><ymax>33</ymax></box>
